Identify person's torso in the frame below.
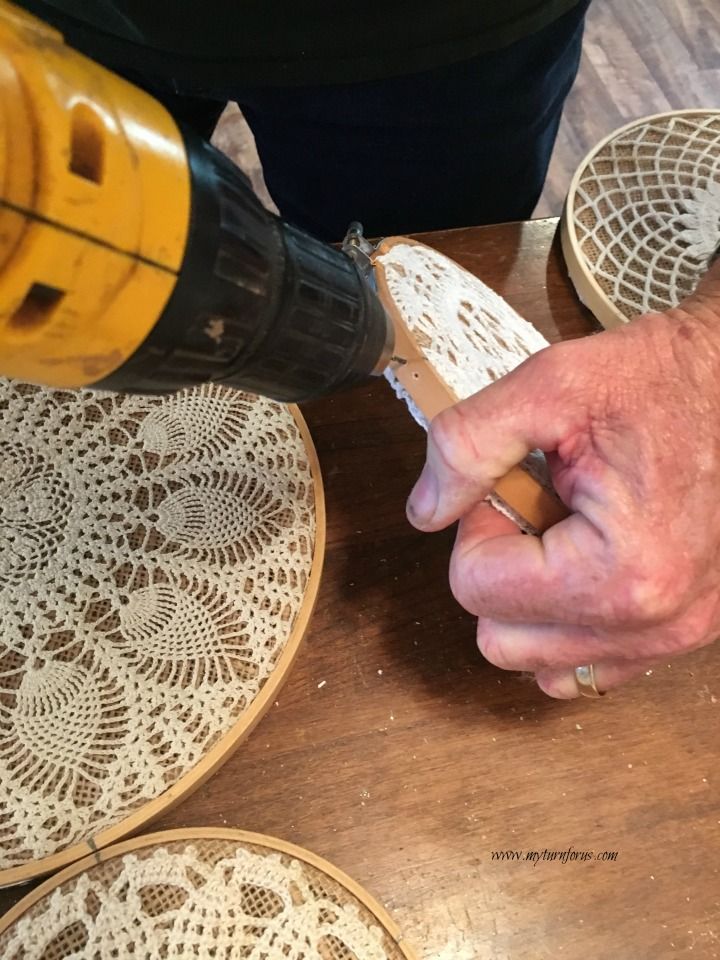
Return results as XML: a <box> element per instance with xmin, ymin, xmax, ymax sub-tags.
<box><xmin>20</xmin><ymin>0</ymin><xmax>583</xmax><ymax>88</ymax></box>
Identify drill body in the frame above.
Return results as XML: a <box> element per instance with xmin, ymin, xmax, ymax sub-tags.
<box><xmin>0</xmin><ymin>2</ymin><xmax>392</xmax><ymax>402</ymax></box>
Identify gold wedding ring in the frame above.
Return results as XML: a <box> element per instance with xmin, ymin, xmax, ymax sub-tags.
<box><xmin>574</xmin><ymin>664</ymin><xmax>605</xmax><ymax>698</ymax></box>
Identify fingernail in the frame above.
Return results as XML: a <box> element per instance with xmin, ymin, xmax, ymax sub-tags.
<box><xmin>407</xmin><ymin>463</ymin><xmax>438</xmax><ymax>526</ymax></box>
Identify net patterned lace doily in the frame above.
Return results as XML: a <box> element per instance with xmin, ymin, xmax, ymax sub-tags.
<box><xmin>0</xmin><ymin>381</ymin><xmax>319</xmax><ymax>879</ymax></box>
<box><xmin>0</xmin><ymin>833</ymin><xmax>412</xmax><ymax>960</ymax></box>
<box><xmin>566</xmin><ymin>110</ymin><xmax>720</xmax><ymax>323</ymax></box>
<box><xmin>377</xmin><ymin>242</ymin><xmax>553</xmax><ymax>531</ymax></box>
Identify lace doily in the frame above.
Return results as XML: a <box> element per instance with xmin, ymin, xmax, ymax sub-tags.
<box><xmin>375</xmin><ymin>239</ymin><xmax>560</xmax><ymax>533</ymax></box>
<box><xmin>0</xmin><ymin>830</ymin><xmax>415</xmax><ymax>960</ymax></box>
<box><xmin>561</xmin><ymin>110</ymin><xmax>720</xmax><ymax>327</ymax></box>
<box><xmin>377</xmin><ymin>242</ymin><xmax>549</xmax><ymax>415</ymax></box>
<box><xmin>0</xmin><ymin>381</ymin><xmax>322</xmax><ymax>884</ymax></box>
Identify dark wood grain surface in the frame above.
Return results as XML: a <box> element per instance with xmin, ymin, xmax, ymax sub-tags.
<box><xmin>2</xmin><ymin>218</ymin><xmax>719</xmax><ymax>960</ymax></box>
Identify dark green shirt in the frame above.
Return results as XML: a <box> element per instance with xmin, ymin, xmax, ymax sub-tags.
<box><xmin>25</xmin><ymin>0</ymin><xmax>583</xmax><ymax>88</ymax></box>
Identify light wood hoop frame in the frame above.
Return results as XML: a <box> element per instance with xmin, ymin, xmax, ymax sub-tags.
<box><xmin>375</xmin><ymin>236</ymin><xmax>568</xmax><ymax>533</ymax></box>
<box><xmin>560</xmin><ymin>109</ymin><xmax>720</xmax><ymax>330</ymax></box>
<box><xmin>0</xmin><ymin>827</ymin><xmax>418</xmax><ymax>960</ymax></box>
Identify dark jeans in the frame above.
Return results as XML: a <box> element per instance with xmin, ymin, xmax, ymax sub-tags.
<box><xmin>115</xmin><ymin>3</ymin><xmax>590</xmax><ymax>241</ymax></box>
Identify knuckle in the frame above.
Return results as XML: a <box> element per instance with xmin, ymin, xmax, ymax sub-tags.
<box><xmin>429</xmin><ymin>400</ymin><xmax>493</xmax><ymax>483</ymax></box>
<box><xmin>449</xmin><ymin>550</ymin><xmax>479</xmax><ymax>615</ymax></box>
<box><xmin>476</xmin><ymin>622</ymin><xmax>513</xmax><ymax>671</ymax></box>
<box><xmin>618</xmin><ymin>562</ymin><xmax>689</xmax><ymax>624</ymax></box>
<box><xmin>428</xmin><ymin>405</ymin><xmax>470</xmax><ymax>473</ymax></box>
<box><xmin>529</xmin><ymin>340</ymin><xmax>595</xmax><ymax>410</ymax></box>
<box><xmin>526</xmin><ymin>340</ymin><xmax>571</xmax><ymax>381</ymax></box>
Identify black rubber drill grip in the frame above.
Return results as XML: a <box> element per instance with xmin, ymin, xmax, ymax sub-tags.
<box><xmin>96</xmin><ymin>126</ymin><xmax>391</xmax><ymax>402</ymax></box>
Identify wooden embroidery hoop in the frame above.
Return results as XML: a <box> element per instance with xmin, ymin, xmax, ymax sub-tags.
<box><xmin>374</xmin><ymin>236</ymin><xmax>568</xmax><ymax>533</ymax></box>
<box><xmin>0</xmin><ymin>405</ymin><xmax>326</xmax><ymax>889</ymax></box>
<box><xmin>0</xmin><ymin>828</ymin><xmax>418</xmax><ymax>960</ymax></box>
<box><xmin>561</xmin><ymin>109</ymin><xmax>720</xmax><ymax>329</ymax></box>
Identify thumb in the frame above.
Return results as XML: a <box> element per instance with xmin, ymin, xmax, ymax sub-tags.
<box><xmin>406</xmin><ymin>350</ymin><xmax>577</xmax><ymax>532</ymax></box>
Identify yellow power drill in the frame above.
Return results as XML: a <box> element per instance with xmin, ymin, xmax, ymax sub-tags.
<box><xmin>0</xmin><ymin>1</ymin><xmax>393</xmax><ymax>401</ymax></box>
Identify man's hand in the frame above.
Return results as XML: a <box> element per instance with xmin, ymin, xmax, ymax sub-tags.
<box><xmin>406</xmin><ymin>268</ymin><xmax>720</xmax><ymax>697</ymax></box>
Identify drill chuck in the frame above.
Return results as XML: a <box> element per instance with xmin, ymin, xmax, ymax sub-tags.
<box><xmin>97</xmin><ymin>130</ymin><xmax>394</xmax><ymax>402</ymax></box>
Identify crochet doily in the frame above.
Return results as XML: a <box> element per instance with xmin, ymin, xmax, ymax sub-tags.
<box><xmin>377</xmin><ymin>242</ymin><xmax>549</xmax><ymax>421</ymax></box>
<box><xmin>562</xmin><ymin>110</ymin><xmax>720</xmax><ymax>326</ymax></box>
<box><xmin>376</xmin><ymin>240</ymin><xmax>554</xmax><ymax>532</ymax></box>
<box><xmin>0</xmin><ymin>381</ymin><xmax>321</xmax><ymax>882</ymax></box>
<box><xmin>0</xmin><ymin>831</ymin><xmax>414</xmax><ymax>960</ymax></box>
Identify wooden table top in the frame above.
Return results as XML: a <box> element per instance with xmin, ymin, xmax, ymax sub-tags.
<box><xmin>2</xmin><ymin>218</ymin><xmax>719</xmax><ymax>959</ymax></box>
